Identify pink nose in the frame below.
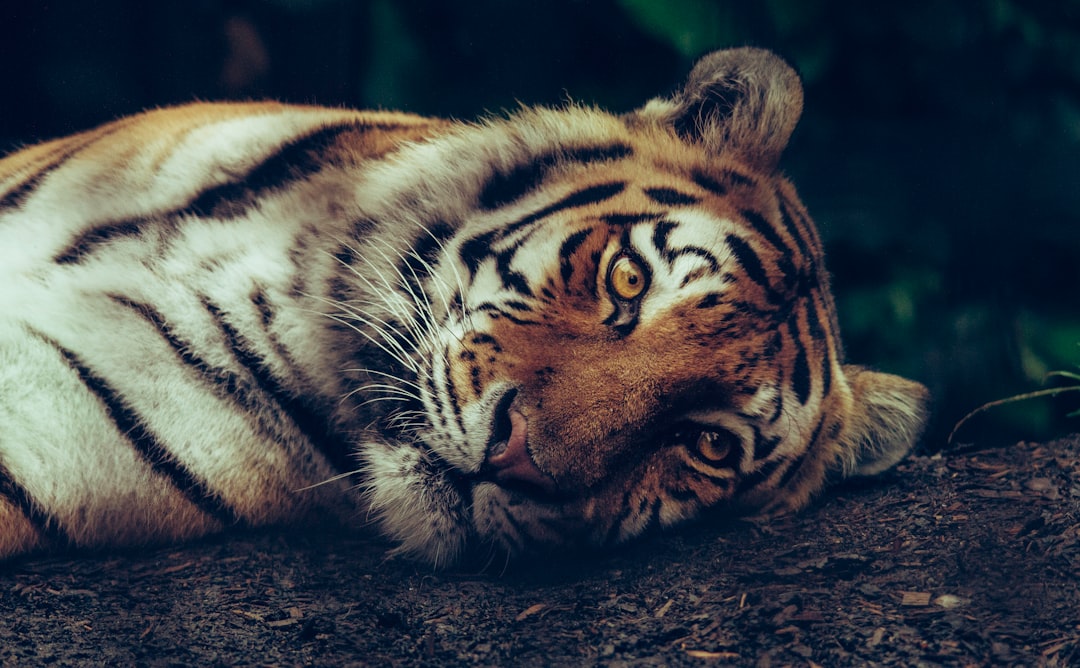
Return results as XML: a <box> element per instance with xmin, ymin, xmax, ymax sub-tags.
<box><xmin>485</xmin><ymin>409</ymin><xmax>559</xmax><ymax>495</ymax></box>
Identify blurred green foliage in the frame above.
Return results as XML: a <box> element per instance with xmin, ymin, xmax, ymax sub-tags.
<box><xmin>1</xmin><ymin>0</ymin><xmax>1077</xmax><ymax>447</ymax></box>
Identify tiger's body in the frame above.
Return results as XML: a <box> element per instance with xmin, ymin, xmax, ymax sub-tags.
<box><xmin>0</xmin><ymin>49</ymin><xmax>927</xmax><ymax>567</ymax></box>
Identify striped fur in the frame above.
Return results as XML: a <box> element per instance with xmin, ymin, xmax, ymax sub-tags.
<box><xmin>0</xmin><ymin>49</ymin><xmax>928</xmax><ymax>567</ymax></box>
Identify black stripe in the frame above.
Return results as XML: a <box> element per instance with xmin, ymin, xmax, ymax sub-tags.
<box><xmin>459</xmin><ymin>230</ymin><xmax>498</xmax><ymax>275</ymax></box>
<box><xmin>638</xmin><ymin>490</ymin><xmax>652</xmax><ymax>515</ymax></box>
<box><xmin>776</xmin><ymin>453</ymin><xmax>808</xmax><ymax>489</ymax></box>
<box><xmin>721</xmin><ymin>299</ymin><xmax>779</xmax><ymax>333</ymax></box>
<box><xmin>52</xmin><ymin>121</ymin><xmax>381</xmax><ymax>266</ymax></box>
<box><xmin>203</xmin><ymin>299</ymin><xmax>356</xmax><ymax>474</ymax></box>
<box><xmin>476</xmin><ymin>303</ymin><xmax>540</xmax><ymax>327</ymax></box>
<box><xmin>327</xmin><ymin>275</ymin><xmax>353</xmax><ymax>308</ymax></box>
<box><xmin>651</xmin><ymin>220</ymin><xmax>677</xmax><ymax>258</ymax></box>
<box><xmin>696</xmin><ymin>293</ymin><xmax>722</xmax><ymax>309</ymax></box>
<box><xmin>752</xmin><ymin>426</ymin><xmax>782</xmax><ymax>461</ymax></box>
<box><xmin>691</xmin><ymin>170</ymin><xmax>728</xmax><ymax>198</ymax></box>
<box><xmin>724</xmin><ymin>169</ymin><xmax>756</xmax><ymax>188</ymax></box>
<box><xmin>743</xmin><ymin>207</ymin><xmax>803</xmax><ymax>298</ymax></box>
<box><xmin>768</xmin><ymin>368</ymin><xmax>786</xmax><ymax>423</ymax></box>
<box><xmin>328</xmin><ymin>219</ymin><xmax>375</xmax><ymax>271</ymax></box>
<box><xmin>402</xmin><ymin>220</ymin><xmax>455</xmax><ymax>284</ymax></box>
<box><xmin>1</xmin><ymin>168</ymin><xmax>54</xmax><ymax>212</ymax></box>
<box><xmin>494</xmin><ymin>502</ymin><xmax>530</xmax><ymax>553</ymax></box>
<box><xmin>114</xmin><ymin>297</ymin><xmax>226</xmax><ymax>388</ymax></box>
<box><xmin>691</xmin><ymin>168</ymin><xmax>755</xmax><ymax>199</ymax></box>
<box><xmin>460</xmin><ymin>182</ymin><xmax>625</xmax><ymax>277</ymax></box>
<box><xmin>470</xmin><ymin>332</ymin><xmax>499</xmax><ymax>348</ymax></box>
<box><xmin>644</xmin><ymin>187</ymin><xmax>699</xmax><ymax>206</ymax></box>
<box><xmin>735</xmin><ymin>458</ymin><xmax>783</xmax><ymax>494</ymax></box>
<box><xmin>478</xmin><ymin>143</ymin><xmax>632</xmax><ymax>210</ymax></box>
<box><xmin>664</xmin><ymin>245</ymin><xmax>720</xmax><ymax>273</ymax></box>
<box><xmin>504</xmin><ymin>300</ymin><xmax>533</xmax><ymax>312</ymax></box>
<box><xmin>495</xmin><ymin>248</ymin><xmax>533</xmax><ymax>296</ymax></box>
<box><xmin>558</xmin><ymin>227</ymin><xmax>593</xmax><ymax>285</ymax></box>
<box><xmin>251</xmin><ymin>289</ymin><xmax>274</xmax><ymax>328</ymax></box>
<box><xmin>643</xmin><ymin>496</ymin><xmax>663</xmax><ymax>534</ymax></box>
<box><xmin>741</xmin><ymin>209</ymin><xmax>795</xmax><ymax>267</ymax></box>
<box><xmin>788</xmin><ymin>310</ymin><xmax>812</xmax><ymax>405</ymax></box>
<box><xmin>440</xmin><ymin>341</ymin><xmax>468</xmax><ymax>437</ymax></box>
<box><xmin>777</xmin><ymin>188</ymin><xmax>821</xmax><ymax>252</ymax></box>
<box><xmin>333</xmin><ymin>240</ymin><xmax>360</xmax><ymax>267</ymax></box>
<box><xmin>426</xmin><ymin>360</ymin><xmax>447</xmax><ymax>429</ymax></box>
<box><xmin>503</xmin><ymin>181</ymin><xmax>626</xmax><ymax>237</ymax></box>
<box><xmin>804</xmin><ymin>294</ymin><xmax>832</xmax><ymax>396</ymax></box>
<box><xmin>0</xmin><ymin>458</ymin><xmax>71</xmax><ymax>547</ymax></box>
<box><xmin>178</xmin><ymin>120</ymin><xmax>378</xmax><ymax>220</ymax></box>
<box><xmin>602</xmin><ymin>213</ymin><xmax>660</xmax><ymax>227</ymax></box>
<box><xmin>56</xmin><ymin>344</ymin><xmax>241</xmax><ymax>528</ymax></box>
<box><xmin>399</xmin><ymin>220</ymin><xmax>456</xmax><ymax>305</ymax></box>
<box><xmin>666</xmin><ymin>482</ymin><xmax>702</xmax><ymax>503</ymax></box>
<box><xmin>603</xmin><ymin>489</ymin><xmax>637</xmax><ymax>547</ymax></box>
<box><xmin>54</xmin><ymin>219</ymin><xmax>146</xmax><ymax>264</ymax></box>
<box><xmin>778</xmin><ymin>197</ymin><xmax>815</xmax><ymax>272</ymax></box>
<box><xmin>1</xmin><ymin>122</ymin><xmax>128</xmax><ymax>211</ymax></box>
<box><xmin>725</xmin><ymin>234</ymin><xmax>774</xmax><ymax>299</ymax></box>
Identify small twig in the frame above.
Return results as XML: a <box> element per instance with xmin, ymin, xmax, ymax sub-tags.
<box><xmin>947</xmin><ymin>385</ymin><xmax>1080</xmax><ymax>446</ymax></box>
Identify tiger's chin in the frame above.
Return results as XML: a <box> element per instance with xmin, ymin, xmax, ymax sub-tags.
<box><xmin>358</xmin><ymin>434</ymin><xmax>617</xmax><ymax>569</ymax></box>
<box><xmin>358</xmin><ymin>439</ymin><xmax>476</xmax><ymax>568</ymax></box>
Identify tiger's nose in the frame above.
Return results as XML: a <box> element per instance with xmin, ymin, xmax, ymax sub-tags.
<box><xmin>483</xmin><ymin>398</ymin><xmax>559</xmax><ymax>496</ymax></box>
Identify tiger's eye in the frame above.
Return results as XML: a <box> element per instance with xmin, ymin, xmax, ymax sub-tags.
<box><xmin>608</xmin><ymin>255</ymin><xmax>647</xmax><ymax>300</ymax></box>
<box><xmin>697</xmin><ymin>431</ymin><xmax>731</xmax><ymax>463</ymax></box>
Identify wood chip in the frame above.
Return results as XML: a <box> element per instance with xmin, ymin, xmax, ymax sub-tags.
<box><xmin>868</xmin><ymin>627</ymin><xmax>886</xmax><ymax>647</ymax></box>
<box><xmin>515</xmin><ymin>603</ymin><xmax>546</xmax><ymax>621</ymax></box>
<box><xmin>900</xmin><ymin>592</ymin><xmax>932</xmax><ymax>607</ymax></box>
<box><xmin>156</xmin><ymin>561</ymin><xmax>196</xmax><ymax>576</ymax></box>
<box><xmin>685</xmin><ymin>650</ymin><xmax>740</xmax><ymax>659</ymax></box>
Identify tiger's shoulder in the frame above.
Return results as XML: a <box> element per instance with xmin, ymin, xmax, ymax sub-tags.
<box><xmin>0</xmin><ymin>101</ymin><xmax>451</xmax><ymax>208</ymax></box>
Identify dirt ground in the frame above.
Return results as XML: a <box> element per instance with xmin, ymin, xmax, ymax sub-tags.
<box><xmin>2</xmin><ymin>435</ymin><xmax>1079</xmax><ymax>667</ymax></box>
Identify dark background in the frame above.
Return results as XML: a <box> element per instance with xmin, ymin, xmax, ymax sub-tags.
<box><xmin>2</xmin><ymin>0</ymin><xmax>1078</xmax><ymax>448</ymax></box>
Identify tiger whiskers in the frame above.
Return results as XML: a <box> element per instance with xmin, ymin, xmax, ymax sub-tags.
<box><xmin>320</xmin><ymin>240</ymin><xmax>434</xmax><ymax>342</ymax></box>
<box><xmin>294</xmin><ymin>468</ymin><xmax>365</xmax><ymax>492</ymax></box>
<box><xmin>412</xmin><ymin>223</ymin><xmax>472</xmax><ymax>329</ymax></box>
<box><xmin>373</xmin><ymin>230</ymin><xmax>475</xmax><ymax>338</ymax></box>
<box><xmin>317</xmin><ymin>306</ymin><xmax>420</xmax><ymax>374</ymax></box>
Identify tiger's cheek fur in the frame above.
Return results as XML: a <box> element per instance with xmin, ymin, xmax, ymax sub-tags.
<box><xmin>472</xmin><ymin>301</ymin><xmax>776</xmax><ymax>489</ymax></box>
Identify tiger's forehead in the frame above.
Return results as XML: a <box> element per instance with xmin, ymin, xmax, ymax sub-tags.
<box><xmin>465</xmin><ymin>107</ymin><xmax>776</xmax><ymax>211</ymax></box>
<box><xmin>487</xmin><ymin>147</ymin><xmax>779</xmax><ymax>249</ymax></box>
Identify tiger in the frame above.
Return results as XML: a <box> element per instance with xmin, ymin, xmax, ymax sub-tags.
<box><xmin>0</xmin><ymin>48</ymin><xmax>928</xmax><ymax>568</ymax></box>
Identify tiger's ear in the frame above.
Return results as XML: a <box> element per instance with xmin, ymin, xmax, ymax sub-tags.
<box><xmin>637</xmin><ymin>47</ymin><xmax>803</xmax><ymax>171</ymax></box>
<box><xmin>833</xmin><ymin>366</ymin><xmax>930</xmax><ymax>478</ymax></box>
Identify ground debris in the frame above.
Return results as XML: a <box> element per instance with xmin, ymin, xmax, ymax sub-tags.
<box><xmin>2</xmin><ymin>435</ymin><xmax>1079</xmax><ymax>666</ymax></box>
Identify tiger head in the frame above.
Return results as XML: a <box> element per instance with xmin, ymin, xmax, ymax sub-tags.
<box><xmin>355</xmin><ymin>48</ymin><xmax>928</xmax><ymax>567</ymax></box>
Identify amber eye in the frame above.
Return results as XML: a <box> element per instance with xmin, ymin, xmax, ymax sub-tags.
<box><xmin>696</xmin><ymin>430</ymin><xmax>732</xmax><ymax>464</ymax></box>
<box><xmin>607</xmin><ymin>254</ymin><xmax>648</xmax><ymax>301</ymax></box>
